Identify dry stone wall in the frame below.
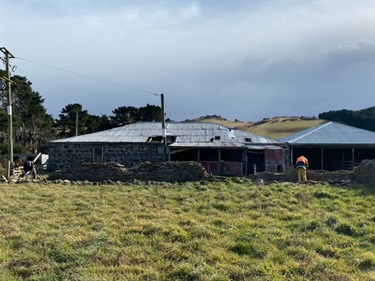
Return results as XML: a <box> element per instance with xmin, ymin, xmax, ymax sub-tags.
<box><xmin>47</xmin><ymin>161</ymin><xmax>210</xmax><ymax>183</ymax></box>
<box><xmin>47</xmin><ymin>160</ymin><xmax>371</xmax><ymax>185</ymax></box>
<box><xmin>248</xmin><ymin>169</ymin><xmax>353</xmax><ymax>184</ymax></box>
<box><xmin>249</xmin><ymin>159</ymin><xmax>375</xmax><ymax>185</ymax></box>
<box><xmin>6</xmin><ymin>158</ymin><xmax>375</xmax><ymax>185</ymax></box>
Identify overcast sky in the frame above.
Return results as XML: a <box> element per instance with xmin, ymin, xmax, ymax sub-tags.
<box><xmin>0</xmin><ymin>0</ymin><xmax>374</xmax><ymax>122</ymax></box>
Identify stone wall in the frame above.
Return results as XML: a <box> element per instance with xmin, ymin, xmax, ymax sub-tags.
<box><xmin>46</xmin><ymin>161</ymin><xmax>371</xmax><ymax>185</ymax></box>
<box><xmin>10</xmin><ymin>159</ymin><xmax>375</xmax><ymax>185</ymax></box>
<box><xmin>248</xmin><ymin>165</ymin><xmax>354</xmax><ymax>184</ymax></box>
<box><xmin>47</xmin><ymin>161</ymin><xmax>210</xmax><ymax>182</ymax></box>
<box><xmin>48</xmin><ymin>142</ymin><xmax>163</xmax><ymax>171</ymax></box>
<box><xmin>280</xmin><ymin>144</ymin><xmax>291</xmax><ymax>168</ymax></box>
<box><xmin>249</xmin><ymin>159</ymin><xmax>375</xmax><ymax>185</ymax></box>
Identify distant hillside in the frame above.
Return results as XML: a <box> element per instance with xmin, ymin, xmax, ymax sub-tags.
<box><xmin>248</xmin><ymin>117</ymin><xmax>327</xmax><ymax>140</ymax></box>
<box><xmin>186</xmin><ymin>115</ymin><xmax>327</xmax><ymax>140</ymax></box>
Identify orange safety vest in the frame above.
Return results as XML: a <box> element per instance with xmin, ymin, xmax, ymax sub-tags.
<box><xmin>296</xmin><ymin>156</ymin><xmax>309</xmax><ymax>168</ymax></box>
<box><xmin>296</xmin><ymin>156</ymin><xmax>308</xmax><ymax>165</ymax></box>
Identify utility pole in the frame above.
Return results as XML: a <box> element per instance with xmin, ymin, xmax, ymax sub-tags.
<box><xmin>0</xmin><ymin>47</ymin><xmax>15</xmax><ymax>179</ymax></box>
<box><xmin>161</xmin><ymin>93</ymin><xmax>167</xmax><ymax>162</ymax></box>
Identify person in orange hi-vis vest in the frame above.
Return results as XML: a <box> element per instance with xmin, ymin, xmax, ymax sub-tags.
<box><xmin>295</xmin><ymin>155</ymin><xmax>309</xmax><ymax>183</ymax></box>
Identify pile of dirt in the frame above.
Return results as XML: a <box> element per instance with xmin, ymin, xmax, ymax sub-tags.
<box><xmin>47</xmin><ymin>161</ymin><xmax>210</xmax><ymax>183</ymax></box>
<box><xmin>353</xmin><ymin>159</ymin><xmax>375</xmax><ymax>184</ymax></box>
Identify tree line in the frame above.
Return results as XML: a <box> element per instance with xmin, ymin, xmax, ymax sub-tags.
<box><xmin>318</xmin><ymin>106</ymin><xmax>375</xmax><ymax>132</ymax></box>
<box><xmin>0</xmin><ymin>71</ymin><xmax>163</xmax><ymax>154</ymax></box>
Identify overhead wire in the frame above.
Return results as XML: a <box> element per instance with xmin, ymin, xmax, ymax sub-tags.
<box><xmin>15</xmin><ymin>56</ymin><xmax>161</xmax><ymax>97</ymax></box>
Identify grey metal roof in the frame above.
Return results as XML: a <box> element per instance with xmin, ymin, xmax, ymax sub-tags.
<box><xmin>51</xmin><ymin>122</ymin><xmax>279</xmax><ymax>147</ymax></box>
<box><xmin>280</xmin><ymin>121</ymin><xmax>375</xmax><ymax>145</ymax></box>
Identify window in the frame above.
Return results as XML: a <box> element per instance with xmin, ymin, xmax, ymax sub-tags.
<box><xmin>210</xmin><ymin>136</ymin><xmax>221</xmax><ymax>142</ymax></box>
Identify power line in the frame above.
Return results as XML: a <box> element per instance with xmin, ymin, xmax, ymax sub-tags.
<box><xmin>15</xmin><ymin>56</ymin><xmax>161</xmax><ymax>97</ymax></box>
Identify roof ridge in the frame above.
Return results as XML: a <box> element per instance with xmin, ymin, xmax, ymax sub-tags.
<box><xmin>289</xmin><ymin>121</ymin><xmax>332</xmax><ymax>142</ymax></box>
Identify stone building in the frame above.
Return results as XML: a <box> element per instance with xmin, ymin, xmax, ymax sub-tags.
<box><xmin>48</xmin><ymin>122</ymin><xmax>284</xmax><ymax>176</ymax></box>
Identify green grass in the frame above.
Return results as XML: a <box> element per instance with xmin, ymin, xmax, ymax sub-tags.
<box><xmin>0</xmin><ymin>181</ymin><xmax>374</xmax><ymax>280</ymax></box>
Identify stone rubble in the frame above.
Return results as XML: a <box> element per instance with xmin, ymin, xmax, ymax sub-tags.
<box><xmin>352</xmin><ymin>159</ymin><xmax>375</xmax><ymax>184</ymax></box>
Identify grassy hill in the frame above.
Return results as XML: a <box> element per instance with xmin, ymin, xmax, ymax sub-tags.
<box><xmin>188</xmin><ymin>116</ymin><xmax>327</xmax><ymax>140</ymax></box>
<box><xmin>0</xmin><ymin>181</ymin><xmax>374</xmax><ymax>280</ymax></box>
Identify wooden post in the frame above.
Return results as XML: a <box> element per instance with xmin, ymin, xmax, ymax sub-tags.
<box><xmin>161</xmin><ymin>93</ymin><xmax>167</xmax><ymax>162</ymax></box>
<box><xmin>217</xmin><ymin>149</ymin><xmax>221</xmax><ymax>175</ymax></box>
<box><xmin>352</xmin><ymin>148</ymin><xmax>355</xmax><ymax>170</ymax></box>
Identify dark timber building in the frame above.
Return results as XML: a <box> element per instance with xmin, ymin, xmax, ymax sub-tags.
<box><xmin>281</xmin><ymin>122</ymin><xmax>375</xmax><ymax>170</ymax></box>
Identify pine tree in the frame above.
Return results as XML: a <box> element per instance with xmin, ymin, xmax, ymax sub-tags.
<box><xmin>0</xmin><ymin>70</ymin><xmax>55</xmax><ymax>153</ymax></box>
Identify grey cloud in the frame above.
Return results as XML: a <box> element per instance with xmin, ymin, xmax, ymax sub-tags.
<box><xmin>2</xmin><ymin>2</ymin><xmax>374</xmax><ymax>122</ymax></box>
<box><xmin>325</xmin><ymin>40</ymin><xmax>374</xmax><ymax>69</ymax></box>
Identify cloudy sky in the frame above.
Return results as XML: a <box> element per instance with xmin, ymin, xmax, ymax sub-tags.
<box><xmin>0</xmin><ymin>0</ymin><xmax>374</xmax><ymax>122</ymax></box>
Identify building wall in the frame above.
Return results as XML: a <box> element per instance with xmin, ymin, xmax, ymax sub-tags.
<box><xmin>48</xmin><ymin>142</ymin><xmax>163</xmax><ymax>171</ymax></box>
<box><xmin>280</xmin><ymin>144</ymin><xmax>291</xmax><ymax>167</ymax></box>
<box><xmin>265</xmin><ymin>148</ymin><xmax>284</xmax><ymax>173</ymax></box>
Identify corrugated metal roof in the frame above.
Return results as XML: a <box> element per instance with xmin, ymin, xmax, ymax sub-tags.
<box><xmin>280</xmin><ymin>122</ymin><xmax>375</xmax><ymax>144</ymax></box>
<box><xmin>51</xmin><ymin>122</ymin><xmax>279</xmax><ymax>146</ymax></box>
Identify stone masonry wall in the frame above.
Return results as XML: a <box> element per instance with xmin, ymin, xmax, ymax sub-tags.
<box><xmin>45</xmin><ymin>161</ymin><xmax>369</xmax><ymax>184</ymax></box>
<box><xmin>47</xmin><ymin>161</ymin><xmax>210</xmax><ymax>183</ymax></box>
<box><xmin>280</xmin><ymin>143</ymin><xmax>290</xmax><ymax>168</ymax></box>
<box><xmin>48</xmin><ymin>142</ymin><xmax>163</xmax><ymax>171</ymax></box>
<box><xmin>248</xmin><ymin>168</ymin><xmax>353</xmax><ymax>183</ymax></box>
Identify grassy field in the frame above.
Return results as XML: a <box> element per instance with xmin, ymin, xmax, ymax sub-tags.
<box><xmin>0</xmin><ymin>181</ymin><xmax>374</xmax><ymax>280</ymax></box>
<box><xmin>193</xmin><ymin>117</ymin><xmax>327</xmax><ymax>139</ymax></box>
<box><xmin>248</xmin><ymin>118</ymin><xmax>327</xmax><ymax>140</ymax></box>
